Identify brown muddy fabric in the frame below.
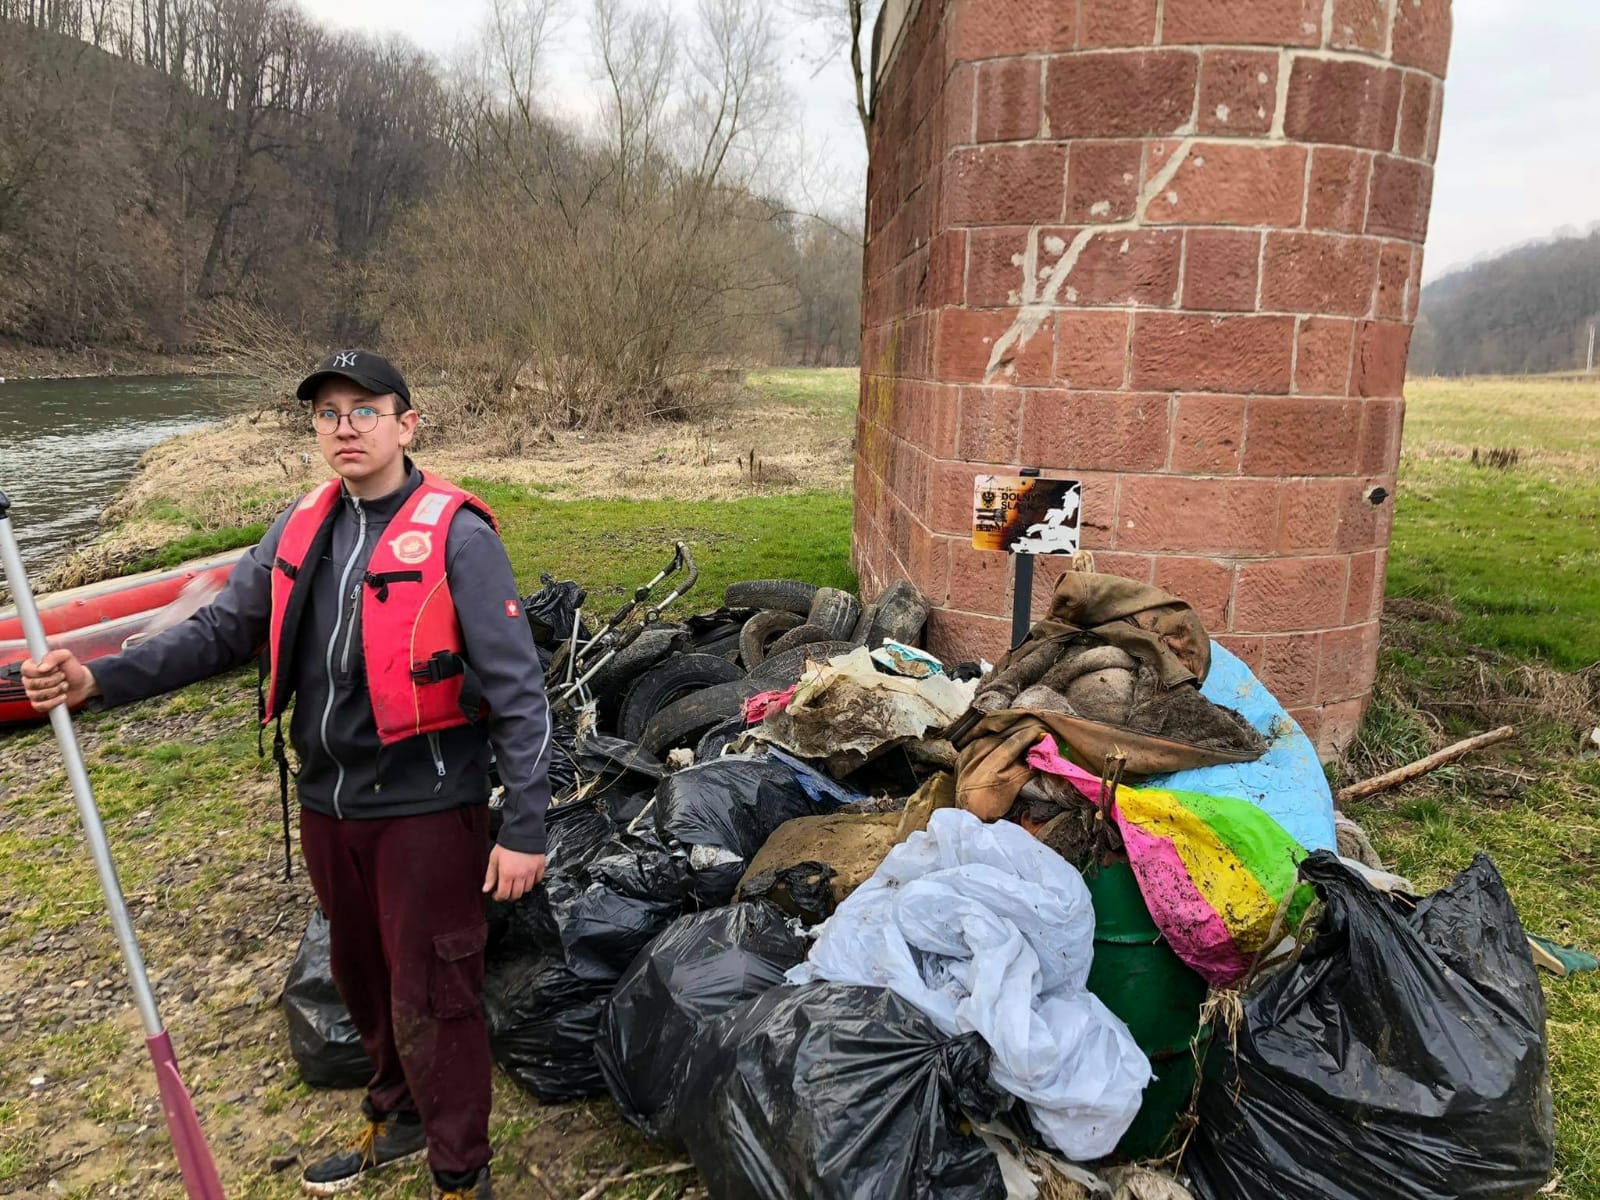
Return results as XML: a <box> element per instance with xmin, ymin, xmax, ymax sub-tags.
<box><xmin>735</xmin><ymin>811</ymin><xmax>902</xmax><ymax>923</ymax></box>
<box><xmin>955</xmin><ymin>572</ymin><xmax>1266</xmax><ymax>820</ymax></box>
<box><xmin>1044</xmin><ymin>571</ymin><xmax>1212</xmax><ymax>684</ymax></box>
<box><xmin>734</xmin><ymin>775</ymin><xmax>958</xmax><ymax>923</ymax></box>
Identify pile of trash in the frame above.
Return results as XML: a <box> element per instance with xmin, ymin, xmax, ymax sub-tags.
<box><xmin>282</xmin><ymin>568</ymin><xmax>1561</xmax><ymax>1199</ymax></box>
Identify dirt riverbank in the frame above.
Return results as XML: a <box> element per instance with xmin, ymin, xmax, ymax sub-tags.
<box><xmin>32</xmin><ymin>368</ymin><xmax>857</xmax><ymax>593</ymax></box>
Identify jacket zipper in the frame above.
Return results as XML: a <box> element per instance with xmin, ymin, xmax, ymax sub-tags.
<box><xmin>339</xmin><ymin>578</ymin><xmax>362</xmax><ymax>675</ymax></box>
<box><xmin>322</xmin><ymin>498</ymin><xmax>367</xmax><ymax>817</ymax></box>
<box><xmin>427</xmin><ymin>732</ymin><xmax>446</xmax><ymax>794</ymax></box>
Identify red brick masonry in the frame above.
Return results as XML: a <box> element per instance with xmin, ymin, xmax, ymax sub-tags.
<box><xmin>853</xmin><ymin>0</ymin><xmax>1451</xmax><ymax>755</ymax></box>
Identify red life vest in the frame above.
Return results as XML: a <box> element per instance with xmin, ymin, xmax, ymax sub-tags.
<box><xmin>262</xmin><ymin>472</ymin><xmax>499</xmax><ymax>747</ymax></box>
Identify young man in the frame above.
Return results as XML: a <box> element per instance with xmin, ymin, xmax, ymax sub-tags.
<box><xmin>22</xmin><ymin>351</ymin><xmax>553</xmax><ymax>1200</ymax></box>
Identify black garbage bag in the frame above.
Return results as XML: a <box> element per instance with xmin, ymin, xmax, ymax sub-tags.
<box><xmin>573</xmin><ymin>733</ymin><xmax>664</xmax><ymax>817</ymax></box>
<box><xmin>487</xmin><ymin>797</ymin><xmax>615</xmax><ymax>961</ymax></box>
<box><xmin>676</xmin><ymin>983</ymin><xmax>1008</xmax><ymax>1200</ymax></box>
<box><xmin>1188</xmin><ymin>852</ymin><xmax>1554</xmax><ymax>1200</ymax></box>
<box><xmin>738</xmin><ymin>860</ymin><xmax>840</xmax><ymax>926</ymax></box>
<box><xmin>597</xmin><ymin>902</ymin><xmax>807</xmax><ymax>1137</ymax></box>
<box><xmin>543</xmin><ymin>718</ymin><xmax>582</xmax><ymax>799</ymax></box>
<box><xmin>557</xmin><ymin>829</ymin><xmax>692</xmax><ymax>982</ymax></box>
<box><xmin>485</xmin><ymin>826</ymin><xmax>690</xmax><ymax>1101</ymax></box>
<box><xmin>685</xmin><ymin>606</ymin><xmax>759</xmax><ymax>645</ymax></box>
<box><xmin>655</xmin><ymin>755</ymin><xmax>843</xmax><ymax>905</ymax></box>
<box><xmin>282</xmin><ymin>910</ymin><xmax>371</xmax><ymax>1089</ymax></box>
<box><xmin>483</xmin><ymin>951</ymin><xmax>611</xmax><ymax>1102</ymax></box>
<box><xmin>523</xmin><ymin>575</ymin><xmax>588</xmax><ymax>649</ymax></box>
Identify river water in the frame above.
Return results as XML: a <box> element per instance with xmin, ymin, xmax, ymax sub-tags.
<box><xmin>0</xmin><ymin>374</ymin><xmax>260</xmax><ymax>571</ymax></box>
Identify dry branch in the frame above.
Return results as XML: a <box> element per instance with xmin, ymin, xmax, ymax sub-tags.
<box><xmin>1336</xmin><ymin>725</ymin><xmax>1517</xmax><ymax>804</ymax></box>
<box><xmin>576</xmin><ymin>1162</ymin><xmax>694</xmax><ymax>1200</ymax></box>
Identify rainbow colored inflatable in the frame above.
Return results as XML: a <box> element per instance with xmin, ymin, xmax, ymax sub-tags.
<box><xmin>1028</xmin><ymin>738</ymin><xmax>1310</xmax><ymax>988</ymax></box>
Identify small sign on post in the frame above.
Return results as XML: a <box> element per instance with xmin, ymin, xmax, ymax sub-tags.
<box><xmin>972</xmin><ymin>471</ymin><xmax>1083</xmax><ymax>646</ymax></box>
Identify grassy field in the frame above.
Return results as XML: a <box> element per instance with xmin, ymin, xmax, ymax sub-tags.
<box><xmin>1343</xmin><ymin>374</ymin><xmax>1600</xmax><ymax>1199</ymax></box>
<box><xmin>1</xmin><ymin>368</ymin><xmax>1598</xmax><ymax>1197</ymax></box>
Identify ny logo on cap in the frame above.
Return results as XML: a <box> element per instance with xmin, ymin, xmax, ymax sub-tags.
<box><xmin>333</xmin><ymin>351</ymin><xmax>359</xmax><ymax>368</ymax></box>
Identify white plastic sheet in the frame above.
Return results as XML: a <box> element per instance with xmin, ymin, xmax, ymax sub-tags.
<box><xmin>788</xmin><ymin>808</ymin><xmax>1152</xmax><ymax>1160</ymax></box>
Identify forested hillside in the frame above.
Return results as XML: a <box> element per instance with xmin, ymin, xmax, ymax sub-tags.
<box><xmin>1412</xmin><ymin>227</ymin><xmax>1600</xmax><ymax>377</ymax></box>
<box><xmin>0</xmin><ymin>0</ymin><xmax>862</xmax><ymax>421</ymax></box>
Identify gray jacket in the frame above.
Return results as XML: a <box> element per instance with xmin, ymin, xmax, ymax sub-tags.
<box><xmin>93</xmin><ymin>463</ymin><xmax>553</xmax><ymax>854</ymax></box>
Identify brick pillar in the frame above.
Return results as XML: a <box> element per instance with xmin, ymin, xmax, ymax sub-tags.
<box><xmin>854</xmin><ymin>0</ymin><xmax>1450</xmax><ymax>757</ymax></box>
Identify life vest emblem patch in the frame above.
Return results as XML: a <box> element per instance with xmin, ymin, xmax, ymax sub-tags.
<box><xmin>390</xmin><ymin>530</ymin><xmax>433</xmax><ymax>564</ymax></box>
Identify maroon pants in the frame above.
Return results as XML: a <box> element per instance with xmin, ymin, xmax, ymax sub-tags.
<box><xmin>300</xmin><ymin>805</ymin><xmax>493</xmax><ymax>1178</ymax></box>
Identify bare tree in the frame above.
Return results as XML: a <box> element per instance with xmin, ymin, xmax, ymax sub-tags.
<box><xmin>373</xmin><ymin>0</ymin><xmax>796</xmax><ymax>428</ymax></box>
<box><xmin>0</xmin><ymin>0</ymin><xmax>863</xmax><ymax>379</ymax></box>
<box><xmin>786</xmin><ymin>0</ymin><xmax>879</xmax><ymax>138</ymax></box>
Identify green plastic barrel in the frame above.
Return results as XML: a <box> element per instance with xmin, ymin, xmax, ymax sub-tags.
<box><xmin>1083</xmin><ymin>860</ymin><xmax>1209</xmax><ymax>1161</ymax></box>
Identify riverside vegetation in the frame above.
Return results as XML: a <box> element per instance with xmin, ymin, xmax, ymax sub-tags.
<box><xmin>0</xmin><ymin>369</ymin><xmax>1597</xmax><ymax>1197</ymax></box>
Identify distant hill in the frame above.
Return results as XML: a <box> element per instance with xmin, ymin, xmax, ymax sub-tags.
<box><xmin>1412</xmin><ymin>229</ymin><xmax>1600</xmax><ymax>376</ymax></box>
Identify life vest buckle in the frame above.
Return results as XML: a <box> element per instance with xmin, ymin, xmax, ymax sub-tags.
<box><xmin>411</xmin><ymin>649</ymin><xmax>465</xmax><ymax>685</ymax></box>
<box><xmin>365</xmin><ymin>569</ymin><xmax>424</xmax><ymax>603</ymax></box>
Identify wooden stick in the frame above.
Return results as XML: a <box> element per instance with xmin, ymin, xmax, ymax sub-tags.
<box><xmin>1336</xmin><ymin>725</ymin><xmax>1516</xmax><ymax>804</ymax></box>
<box><xmin>576</xmin><ymin>1163</ymin><xmax>694</xmax><ymax>1200</ymax></box>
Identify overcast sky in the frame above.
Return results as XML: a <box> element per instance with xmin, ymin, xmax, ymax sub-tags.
<box><xmin>300</xmin><ymin>0</ymin><xmax>1600</xmax><ymax>283</ymax></box>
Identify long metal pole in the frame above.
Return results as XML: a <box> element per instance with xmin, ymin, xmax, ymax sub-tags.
<box><xmin>0</xmin><ymin>491</ymin><xmax>225</xmax><ymax>1199</ymax></box>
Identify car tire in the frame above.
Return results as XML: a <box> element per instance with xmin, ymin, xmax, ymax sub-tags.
<box><xmin>640</xmin><ymin>680</ymin><xmax>765</xmax><ymax>757</ymax></box>
<box><xmin>618</xmin><ymin>653</ymin><xmax>747</xmax><ymax>744</ymax></box>
<box><xmin>747</xmin><ymin>639</ymin><xmax>856</xmax><ymax>685</ymax></box>
<box><xmin>807</xmin><ymin>587</ymin><xmax>863</xmax><ymax>639</ymax></box>
<box><xmin>724</xmin><ymin>579</ymin><xmax>818</xmax><ymax>615</ymax></box>
<box><xmin>738</xmin><ymin>610</ymin><xmax>806</xmax><ymax>667</ymax></box>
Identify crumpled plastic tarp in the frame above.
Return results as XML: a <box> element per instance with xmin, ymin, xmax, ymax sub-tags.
<box><xmin>750</xmin><ymin>646</ymin><xmax>975</xmax><ymax>775</ymax></box>
<box><xmin>788</xmin><ymin>808</ymin><xmax>1152</xmax><ymax>1160</ymax></box>
<box><xmin>742</xmin><ymin>686</ymin><xmax>797</xmax><ymax>724</ymax></box>
<box><xmin>1150</xmin><ymin>643</ymin><xmax>1335</xmax><ymax>852</ymax></box>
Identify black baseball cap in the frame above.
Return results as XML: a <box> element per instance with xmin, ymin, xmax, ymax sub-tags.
<box><xmin>296</xmin><ymin>350</ymin><xmax>411</xmax><ymax>407</ymax></box>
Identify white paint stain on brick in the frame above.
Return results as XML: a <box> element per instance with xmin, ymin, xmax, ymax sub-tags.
<box><xmin>1270</xmin><ymin>49</ymin><xmax>1293</xmax><ymax>139</ymax></box>
<box><xmin>1089</xmin><ymin>200</ymin><xmax>1111</xmax><ymax>216</ymax></box>
<box><xmin>984</xmin><ymin>137</ymin><xmax>1196</xmax><ymax>381</ymax></box>
<box><xmin>1215</xmin><ymin>103</ymin><xmax>1231</xmax><ymax>123</ymax></box>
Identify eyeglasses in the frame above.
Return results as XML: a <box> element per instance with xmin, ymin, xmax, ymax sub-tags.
<box><xmin>311</xmin><ymin>406</ymin><xmax>408</xmax><ymax>435</ymax></box>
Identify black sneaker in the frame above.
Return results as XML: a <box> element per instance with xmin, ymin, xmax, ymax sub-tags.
<box><xmin>301</xmin><ymin>1110</ymin><xmax>426</xmax><ymax>1195</ymax></box>
<box><xmin>434</xmin><ymin>1165</ymin><xmax>492</xmax><ymax>1199</ymax></box>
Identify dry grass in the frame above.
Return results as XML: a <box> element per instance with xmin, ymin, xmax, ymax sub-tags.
<box><xmin>1403</xmin><ymin>374</ymin><xmax>1600</xmax><ymax>470</ymax></box>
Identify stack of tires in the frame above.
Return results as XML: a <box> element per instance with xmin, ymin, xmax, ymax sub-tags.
<box><xmin>586</xmin><ymin>580</ymin><xmax>929</xmax><ymax>760</ymax></box>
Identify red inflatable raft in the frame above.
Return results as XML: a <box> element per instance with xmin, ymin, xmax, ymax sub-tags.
<box><xmin>0</xmin><ymin>548</ymin><xmax>249</xmax><ymax>726</ymax></box>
